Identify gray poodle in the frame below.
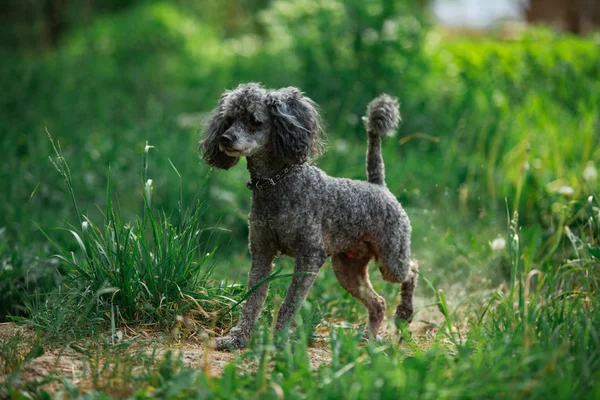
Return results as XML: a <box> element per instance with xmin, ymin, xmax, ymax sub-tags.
<box><xmin>200</xmin><ymin>83</ymin><xmax>416</xmax><ymax>350</ymax></box>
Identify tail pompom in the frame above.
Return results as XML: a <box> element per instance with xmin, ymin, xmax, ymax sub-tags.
<box><xmin>363</xmin><ymin>94</ymin><xmax>400</xmax><ymax>137</ymax></box>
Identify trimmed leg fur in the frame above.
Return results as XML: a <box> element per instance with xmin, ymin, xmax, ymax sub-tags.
<box><xmin>332</xmin><ymin>253</ymin><xmax>386</xmax><ymax>339</ymax></box>
<box><xmin>395</xmin><ymin>260</ymin><xmax>418</xmax><ymax>322</ymax></box>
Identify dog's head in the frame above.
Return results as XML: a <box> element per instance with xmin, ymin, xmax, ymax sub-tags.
<box><xmin>199</xmin><ymin>83</ymin><xmax>324</xmax><ymax>169</ymax></box>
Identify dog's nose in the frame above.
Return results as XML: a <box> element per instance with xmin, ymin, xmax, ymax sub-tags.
<box><xmin>220</xmin><ymin>135</ymin><xmax>233</xmax><ymax>145</ymax></box>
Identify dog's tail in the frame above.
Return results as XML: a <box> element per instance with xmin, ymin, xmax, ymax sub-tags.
<box><xmin>363</xmin><ymin>94</ymin><xmax>400</xmax><ymax>185</ymax></box>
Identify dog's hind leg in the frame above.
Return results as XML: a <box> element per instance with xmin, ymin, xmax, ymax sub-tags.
<box><xmin>332</xmin><ymin>253</ymin><xmax>386</xmax><ymax>339</ymax></box>
<box><xmin>395</xmin><ymin>260</ymin><xmax>418</xmax><ymax>323</ymax></box>
<box><xmin>376</xmin><ymin>232</ymin><xmax>417</xmax><ymax>323</ymax></box>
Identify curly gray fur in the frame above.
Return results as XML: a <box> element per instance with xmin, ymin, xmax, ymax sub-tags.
<box><xmin>364</xmin><ymin>94</ymin><xmax>400</xmax><ymax>185</ymax></box>
<box><xmin>199</xmin><ymin>83</ymin><xmax>416</xmax><ymax>350</ymax></box>
<box><xmin>364</xmin><ymin>94</ymin><xmax>401</xmax><ymax>137</ymax></box>
<box><xmin>268</xmin><ymin>87</ymin><xmax>325</xmax><ymax>164</ymax></box>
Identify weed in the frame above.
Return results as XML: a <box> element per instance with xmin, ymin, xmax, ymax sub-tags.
<box><xmin>21</xmin><ymin>137</ymin><xmax>241</xmax><ymax>340</ymax></box>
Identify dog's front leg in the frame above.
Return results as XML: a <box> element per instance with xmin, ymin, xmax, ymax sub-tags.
<box><xmin>214</xmin><ymin>250</ymin><xmax>275</xmax><ymax>350</ymax></box>
<box><xmin>275</xmin><ymin>253</ymin><xmax>326</xmax><ymax>332</ymax></box>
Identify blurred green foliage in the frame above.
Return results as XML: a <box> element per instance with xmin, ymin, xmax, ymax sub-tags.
<box><xmin>0</xmin><ymin>0</ymin><xmax>599</xmax><ymax>321</ymax></box>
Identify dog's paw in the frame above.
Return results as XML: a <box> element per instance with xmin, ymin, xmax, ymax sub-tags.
<box><xmin>394</xmin><ymin>305</ymin><xmax>414</xmax><ymax>324</ymax></box>
<box><xmin>213</xmin><ymin>334</ymin><xmax>246</xmax><ymax>351</ymax></box>
<box><xmin>361</xmin><ymin>331</ymin><xmax>384</xmax><ymax>344</ymax></box>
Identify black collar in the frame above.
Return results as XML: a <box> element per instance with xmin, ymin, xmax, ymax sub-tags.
<box><xmin>247</xmin><ymin>164</ymin><xmax>301</xmax><ymax>191</ymax></box>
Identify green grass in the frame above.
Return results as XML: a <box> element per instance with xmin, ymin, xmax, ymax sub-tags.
<box><xmin>4</xmin><ymin>200</ymin><xmax>598</xmax><ymax>398</ymax></box>
<box><xmin>1</xmin><ymin>0</ymin><xmax>599</xmax><ymax>398</ymax></box>
<box><xmin>2</xmin><ymin>141</ymin><xmax>598</xmax><ymax>398</ymax></box>
<box><xmin>17</xmin><ymin>136</ymin><xmax>244</xmax><ymax>342</ymax></box>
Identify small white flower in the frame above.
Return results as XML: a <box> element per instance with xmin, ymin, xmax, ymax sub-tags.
<box><xmin>589</xmin><ymin>195</ymin><xmax>594</xmax><ymax>205</ymax></box>
<box><xmin>144</xmin><ymin>141</ymin><xmax>154</xmax><ymax>154</ymax></box>
<box><xmin>558</xmin><ymin>186</ymin><xmax>574</xmax><ymax>198</ymax></box>
<box><xmin>490</xmin><ymin>237</ymin><xmax>506</xmax><ymax>251</ymax></box>
<box><xmin>145</xmin><ymin>179</ymin><xmax>153</xmax><ymax>206</ymax></box>
<box><xmin>583</xmin><ymin>162</ymin><xmax>597</xmax><ymax>182</ymax></box>
<box><xmin>82</xmin><ymin>221</ymin><xmax>89</xmax><ymax>233</ymax></box>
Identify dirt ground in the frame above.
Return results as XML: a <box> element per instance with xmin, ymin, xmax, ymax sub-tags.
<box><xmin>0</xmin><ymin>322</ymin><xmax>336</xmax><ymax>394</ymax></box>
<box><xmin>0</xmin><ymin>296</ymin><xmax>444</xmax><ymax>395</ymax></box>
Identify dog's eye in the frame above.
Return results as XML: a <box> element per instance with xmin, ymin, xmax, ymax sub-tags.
<box><xmin>247</xmin><ymin>116</ymin><xmax>262</xmax><ymax>132</ymax></box>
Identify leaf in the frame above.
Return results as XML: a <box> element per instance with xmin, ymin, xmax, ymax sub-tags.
<box><xmin>67</xmin><ymin>229</ymin><xmax>87</xmax><ymax>257</ymax></box>
<box><xmin>588</xmin><ymin>245</ymin><xmax>600</xmax><ymax>260</ymax></box>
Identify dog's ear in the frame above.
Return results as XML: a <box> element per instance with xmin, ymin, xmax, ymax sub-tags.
<box><xmin>198</xmin><ymin>93</ymin><xmax>239</xmax><ymax>170</ymax></box>
<box><xmin>267</xmin><ymin>87</ymin><xmax>323</xmax><ymax>164</ymax></box>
